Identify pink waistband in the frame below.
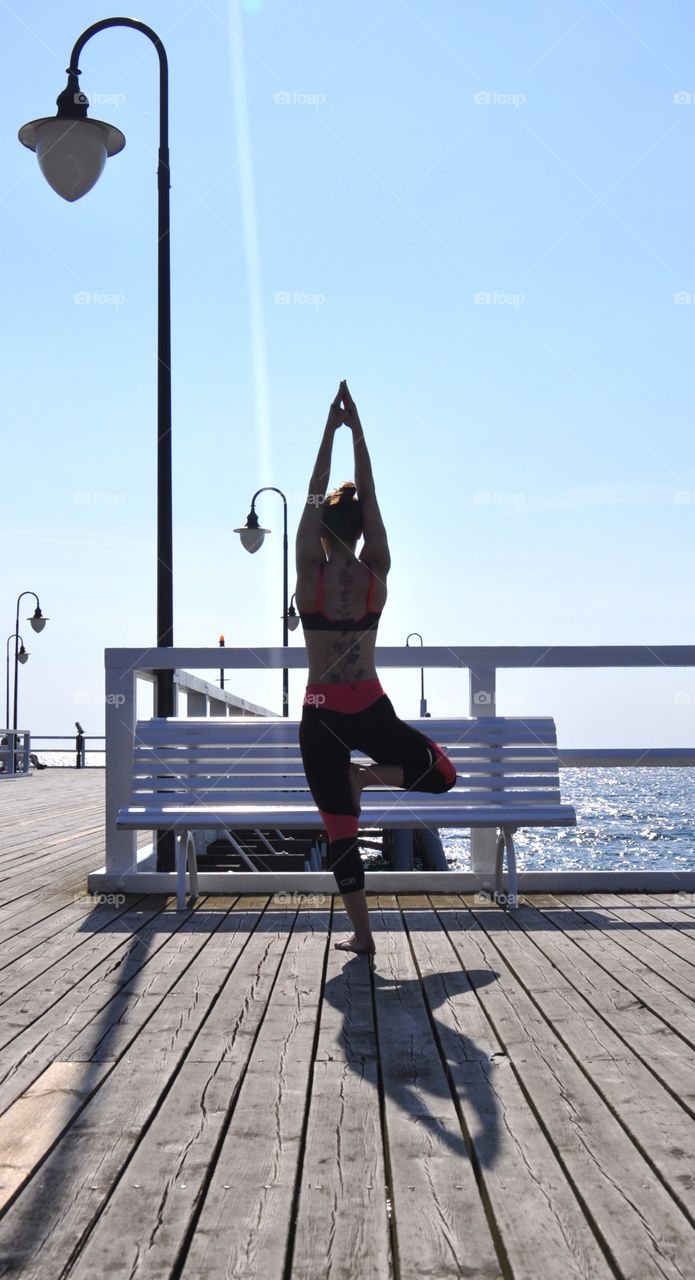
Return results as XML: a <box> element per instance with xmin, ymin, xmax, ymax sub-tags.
<box><xmin>303</xmin><ymin>678</ymin><xmax>384</xmax><ymax>713</ymax></box>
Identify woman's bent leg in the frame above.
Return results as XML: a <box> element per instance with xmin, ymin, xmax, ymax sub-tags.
<box><xmin>358</xmin><ymin>696</ymin><xmax>457</xmax><ymax>795</ymax></box>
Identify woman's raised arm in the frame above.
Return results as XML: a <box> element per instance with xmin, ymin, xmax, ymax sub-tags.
<box><xmin>342</xmin><ymin>381</ymin><xmax>391</xmax><ymax>575</ymax></box>
<box><xmin>295</xmin><ymin>385</ymin><xmax>343</xmax><ymax>572</ymax></box>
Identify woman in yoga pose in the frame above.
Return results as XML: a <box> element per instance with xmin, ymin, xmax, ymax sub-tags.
<box><xmin>296</xmin><ymin>380</ymin><xmax>457</xmax><ymax>954</ymax></box>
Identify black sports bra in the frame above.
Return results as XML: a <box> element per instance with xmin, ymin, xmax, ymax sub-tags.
<box><xmin>299</xmin><ymin>561</ymin><xmax>382</xmax><ymax>632</ymax></box>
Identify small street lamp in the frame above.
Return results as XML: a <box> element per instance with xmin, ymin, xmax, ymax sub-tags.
<box><xmin>12</xmin><ymin>593</ymin><xmax>48</xmax><ymax>740</ymax></box>
<box><xmin>406</xmin><ymin>632</ymin><xmax>428</xmax><ymax>717</ymax></box>
<box><xmin>287</xmin><ymin>593</ymin><xmax>300</xmax><ymax>633</ymax></box>
<box><xmin>235</xmin><ymin>487</ymin><xmax>290</xmax><ymax>715</ymax></box>
<box><xmin>5</xmin><ymin>634</ymin><xmax>29</xmax><ymax>734</ymax></box>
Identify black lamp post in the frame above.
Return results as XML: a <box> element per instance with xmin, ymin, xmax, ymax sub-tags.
<box><xmin>406</xmin><ymin>632</ymin><xmax>428</xmax><ymax>716</ymax></box>
<box><xmin>12</xmin><ymin>592</ymin><xmax>48</xmax><ymax>740</ymax></box>
<box><xmin>19</xmin><ymin>18</ymin><xmax>175</xmax><ymax>868</ymax></box>
<box><xmin>235</xmin><ymin>487</ymin><xmax>291</xmax><ymax>715</ymax></box>
<box><xmin>6</xmin><ymin>633</ymin><xmax>29</xmax><ymax>738</ymax></box>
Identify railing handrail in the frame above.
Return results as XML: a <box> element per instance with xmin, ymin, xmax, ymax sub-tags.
<box><xmin>106</xmin><ymin>644</ymin><xmax>695</xmax><ymax>670</ymax></box>
<box><xmin>30</xmin><ymin>734</ymin><xmax>105</xmax><ymax>742</ymax></box>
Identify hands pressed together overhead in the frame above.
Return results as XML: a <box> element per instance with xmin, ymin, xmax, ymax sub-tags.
<box><xmin>326</xmin><ymin>379</ymin><xmax>362</xmax><ymax>434</ymax></box>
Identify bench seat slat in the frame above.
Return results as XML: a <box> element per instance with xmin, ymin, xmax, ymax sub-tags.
<box><xmin>139</xmin><ymin>716</ymin><xmax>555</xmax><ymax>728</ymax></box>
<box><xmin>118</xmin><ymin>802</ymin><xmax>577</xmax><ymax>830</ymax></box>
<box><xmin>129</xmin><ymin>778</ymin><xmax>565</xmax><ymax>798</ymax></box>
<box><xmin>131</xmin><ymin>770</ymin><xmax>562</xmax><ymax>788</ymax></box>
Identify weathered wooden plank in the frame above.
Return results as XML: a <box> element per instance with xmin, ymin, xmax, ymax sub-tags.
<box><xmin>0</xmin><ymin>907</ymin><xmax>268</xmax><ymax>1278</ymax></box>
<box><xmin>0</xmin><ymin>897</ymin><xmax>196</xmax><ymax>1111</ymax></box>
<box><xmin>179</xmin><ymin>910</ymin><xmax>329</xmax><ymax>1279</ymax></box>
<box><xmin>503</xmin><ymin>900</ymin><xmax>695</xmax><ymax>1105</ymax></box>
<box><xmin>474</xmin><ymin>903</ymin><xmax>695</xmax><ymax>1215</ymax></box>
<box><xmin>63</xmin><ymin>898</ymin><xmax>242</xmax><ymax>1062</ymax></box>
<box><xmin>66</xmin><ymin>910</ymin><xmax>296</xmax><ymax>1279</ymax></box>
<box><xmin>291</xmin><ymin>918</ymin><xmax>391</xmax><ymax>1280</ymax></box>
<box><xmin>530</xmin><ymin>900</ymin><xmax>695</xmax><ymax>1045</ymax></box>
<box><xmin>605</xmin><ymin>892</ymin><xmax>695</xmax><ymax>926</ymax></box>
<box><xmin>0</xmin><ymin>893</ymin><xmax>147</xmax><ymax>975</ymax></box>
<box><xmin>556</xmin><ymin>894</ymin><xmax>695</xmax><ymax>970</ymax></box>
<box><xmin>440</xmin><ymin>906</ymin><xmax>695</xmax><ymax>1278</ymax></box>
<box><xmin>371</xmin><ymin>906</ymin><xmax>502</xmax><ymax>1280</ymax></box>
<box><xmin>406</xmin><ymin>907</ymin><xmax>614</xmax><ymax>1280</ymax></box>
<box><xmin>0</xmin><ymin>1061</ymin><xmax>110</xmax><ymax>1211</ymax></box>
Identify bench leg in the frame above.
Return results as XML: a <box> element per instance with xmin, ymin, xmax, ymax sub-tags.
<box><xmin>176</xmin><ymin>835</ymin><xmax>186</xmax><ymax>911</ymax></box>
<box><xmin>494</xmin><ymin>831</ymin><xmax>505</xmax><ymax>899</ymax></box>
<box><xmin>494</xmin><ymin>827</ymin><xmax>518</xmax><ymax>910</ymax></box>
<box><xmin>186</xmin><ymin>831</ymin><xmax>199</xmax><ymax>904</ymax></box>
<box><xmin>175</xmin><ymin>832</ymin><xmax>199</xmax><ymax>912</ymax></box>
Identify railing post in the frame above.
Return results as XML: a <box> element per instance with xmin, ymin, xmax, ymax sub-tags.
<box><xmin>186</xmin><ymin>690</ymin><xmax>207</xmax><ymax>716</ymax></box>
<box><xmin>104</xmin><ymin>651</ymin><xmax>137</xmax><ymax>875</ymax></box>
<box><xmin>469</xmin><ymin>664</ymin><xmax>499</xmax><ymax>879</ymax></box>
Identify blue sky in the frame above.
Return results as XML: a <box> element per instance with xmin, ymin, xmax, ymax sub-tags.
<box><xmin>2</xmin><ymin>0</ymin><xmax>694</xmax><ymax>748</ymax></box>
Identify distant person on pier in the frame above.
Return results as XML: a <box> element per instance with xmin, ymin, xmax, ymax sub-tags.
<box><xmin>295</xmin><ymin>380</ymin><xmax>457</xmax><ymax>954</ymax></box>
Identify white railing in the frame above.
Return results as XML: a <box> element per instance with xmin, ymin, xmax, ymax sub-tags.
<box><xmin>174</xmin><ymin>669</ymin><xmax>275</xmax><ymax>718</ymax></box>
<box><xmin>93</xmin><ymin>644</ymin><xmax>695</xmax><ymax>897</ymax></box>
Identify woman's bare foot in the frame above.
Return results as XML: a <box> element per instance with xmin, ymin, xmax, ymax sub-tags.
<box><xmin>334</xmin><ymin>932</ymin><xmax>376</xmax><ymax>954</ymax></box>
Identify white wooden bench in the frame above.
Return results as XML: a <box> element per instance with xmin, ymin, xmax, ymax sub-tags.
<box><xmin>117</xmin><ymin>715</ymin><xmax>576</xmax><ymax>910</ymax></box>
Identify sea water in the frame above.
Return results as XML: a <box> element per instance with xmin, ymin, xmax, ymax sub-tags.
<box><xmin>442</xmin><ymin>768</ymin><xmax>695</xmax><ymax>872</ymax></box>
<box><xmin>37</xmin><ymin>757</ymin><xmax>694</xmax><ymax>872</ymax></box>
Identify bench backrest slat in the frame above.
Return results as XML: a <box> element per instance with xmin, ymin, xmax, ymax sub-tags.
<box><xmin>127</xmin><ymin>716</ymin><xmax>565</xmax><ymax>810</ymax></box>
<box><xmin>137</xmin><ymin>717</ymin><xmax>557</xmax><ymax>743</ymax></box>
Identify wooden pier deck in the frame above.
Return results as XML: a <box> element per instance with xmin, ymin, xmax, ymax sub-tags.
<box><xmin>0</xmin><ymin>770</ymin><xmax>694</xmax><ymax>1279</ymax></box>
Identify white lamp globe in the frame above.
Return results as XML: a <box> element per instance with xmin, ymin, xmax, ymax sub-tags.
<box><xmin>19</xmin><ymin>116</ymin><xmax>125</xmax><ymax>202</ymax></box>
<box><xmin>235</xmin><ymin>526</ymin><xmax>268</xmax><ymax>554</ymax></box>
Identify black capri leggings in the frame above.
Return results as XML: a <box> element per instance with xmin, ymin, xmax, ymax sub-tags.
<box><xmin>299</xmin><ymin>684</ymin><xmax>457</xmax><ymax>894</ymax></box>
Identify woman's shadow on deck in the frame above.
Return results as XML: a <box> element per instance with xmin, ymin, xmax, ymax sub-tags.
<box><xmin>322</xmin><ymin>935</ymin><xmax>503</xmax><ymax>1169</ymax></box>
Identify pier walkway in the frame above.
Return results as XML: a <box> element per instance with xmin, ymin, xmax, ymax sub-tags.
<box><xmin>0</xmin><ymin>770</ymin><xmax>694</xmax><ymax>1278</ymax></box>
